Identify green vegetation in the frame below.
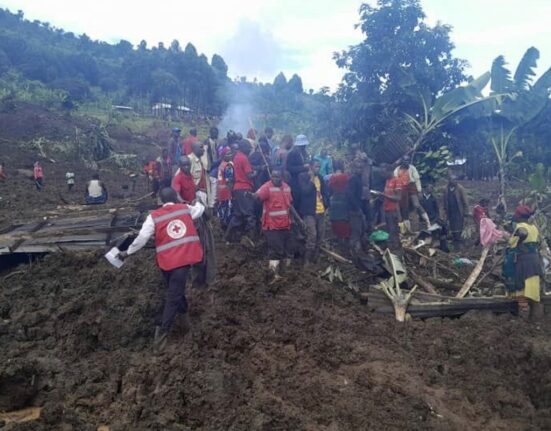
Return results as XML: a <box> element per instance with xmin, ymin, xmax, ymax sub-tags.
<box><xmin>1</xmin><ymin>0</ymin><xmax>551</xmax><ymax>191</ymax></box>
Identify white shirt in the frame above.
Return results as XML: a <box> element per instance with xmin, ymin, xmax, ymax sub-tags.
<box><xmin>393</xmin><ymin>165</ymin><xmax>422</xmax><ymax>192</ymax></box>
<box><xmin>126</xmin><ymin>202</ymin><xmax>205</xmax><ymax>255</ymax></box>
<box><xmin>87</xmin><ymin>179</ymin><xmax>103</xmax><ymax>197</ymax></box>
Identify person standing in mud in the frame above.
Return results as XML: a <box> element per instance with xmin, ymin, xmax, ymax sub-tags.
<box><xmin>65</xmin><ymin>171</ymin><xmax>75</xmax><ymax>191</ymax></box>
<box><xmin>347</xmin><ymin>160</ymin><xmax>367</xmax><ymax>253</ymax></box>
<box><xmin>420</xmin><ymin>183</ymin><xmax>440</xmax><ymax>223</ymax></box>
<box><xmin>157</xmin><ymin>148</ymin><xmax>173</xmax><ymax>189</ymax></box>
<box><xmin>286</xmin><ymin>134</ymin><xmax>310</xmax><ymax>203</ymax></box>
<box><xmin>252</xmin><ymin>168</ymin><xmax>294</xmax><ymax>279</ymax></box>
<box><xmin>503</xmin><ymin>205</ymin><xmax>544</xmax><ymax>317</ymax></box>
<box><xmin>328</xmin><ymin>160</ymin><xmax>351</xmax><ymax>249</ymax></box>
<box><xmin>167</xmin><ymin>128</ymin><xmax>181</xmax><ymax>172</ymax></box>
<box><xmin>33</xmin><ymin>161</ymin><xmax>44</xmax><ymax>191</ymax></box>
<box><xmin>188</xmin><ymin>142</ymin><xmax>217</xmax><ymax>287</ymax></box>
<box><xmin>225</xmin><ymin>139</ymin><xmax>256</xmax><ymax>245</ymax></box>
<box><xmin>118</xmin><ymin>187</ymin><xmax>205</xmax><ymax>348</ymax></box>
<box><xmin>204</xmin><ymin>127</ymin><xmax>220</xmax><ymax>168</ymax></box>
<box><xmin>171</xmin><ymin>156</ymin><xmax>196</xmax><ymax>203</ymax></box>
<box><xmin>216</xmin><ymin>147</ymin><xmax>234</xmax><ymax>230</ymax></box>
<box><xmin>271</xmin><ymin>134</ymin><xmax>293</xmax><ymax>177</ymax></box>
<box><xmin>189</xmin><ymin>141</ymin><xmax>211</xmax><ymax>209</ymax></box>
<box><xmin>182</xmin><ymin>128</ymin><xmax>199</xmax><ymax>156</ymax></box>
<box><xmin>297</xmin><ymin>160</ymin><xmax>329</xmax><ymax>264</ymax></box>
<box><xmin>394</xmin><ymin>156</ymin><xmax>431</xmax><ymax>230</ymax></box>
<box><xmin>372</xmin><ymin>165</ymin><xmax>403</xmax><ymax>251</ymax></box>
<box><xmin>249</xmin><ymin>136</ymin><xmax>272</xmax><ymax>191</ymax></box>
<box><xmin>443</xmin><ymin>176</ymin><xmax>469</xmax><ymax>248</ymax></box>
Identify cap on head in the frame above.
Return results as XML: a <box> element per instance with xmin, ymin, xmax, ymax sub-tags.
<box><xmin>172</xmin><ymin>128</ymin><xmax>181</xmax><ymax>134</ymax></box>
<box><xmin>294</xmin><ymin>134</ymin><xmax>309</xmax><ymax>147</ymax></box>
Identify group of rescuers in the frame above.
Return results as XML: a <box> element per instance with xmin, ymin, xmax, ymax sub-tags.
<box><xmin>115</xmin><ymin>126</ymin><xmax>545</xmax><ymax>347</ymax></box>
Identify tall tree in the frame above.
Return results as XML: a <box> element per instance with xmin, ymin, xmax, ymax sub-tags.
<box><xmin>288</xmin><ymin>74</ymin><xmax>303</xmax><ymax>94</ymax></box>
<box><xmin>335</xmin><ymin>0</ymin><xmax>468</xmax><ymax>144</ymax></box>
<box><xmin>273</xmin><ymin>72</ymin><xmax>287</xmax><ymax>92</ymax></box>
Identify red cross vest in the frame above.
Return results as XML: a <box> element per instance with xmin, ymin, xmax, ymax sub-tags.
<box><xmin>151</xmin><ymin>204</ymin><xmax>203</xmax><ymax>271</ymax></box>
<box><xmin>261</xmin><ymin>181</ymin><xmax>292</xmax><ymax>230</ymax></box>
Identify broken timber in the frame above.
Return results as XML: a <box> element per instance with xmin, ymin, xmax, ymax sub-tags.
<box><xmin>362</xmin><ymin>286</ymin><xmax>518</xmax><ymax>318</ymax></box>
<box><xmin>0</xmin><ymin>207</ymin><xmax>144</xmax><ymax>255</ymax></box>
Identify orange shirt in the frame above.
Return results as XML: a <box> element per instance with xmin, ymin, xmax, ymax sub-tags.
<box><xmin>383</xmin><ymin>177</ymin><xmax>402</xmax><ymax>212</ymax></box>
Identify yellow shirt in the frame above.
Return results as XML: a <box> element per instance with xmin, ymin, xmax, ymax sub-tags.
<box><xmin>314</xmin><ymin>176</ymin><xmax>325</xmax><ymax>214</ymax></box>
<box><xmin>509</xmin><ymin>222</ymin><xmax>539</xmax><ymax>248</ymax></box>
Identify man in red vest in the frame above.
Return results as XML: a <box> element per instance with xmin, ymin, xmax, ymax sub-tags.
<box><xmin>253</xmin><ymin>169</ymin><xmax>293</xmax><ymax>279</ymax></box>
<box><xmin>119</xmin><ymin>187</ymin><xmax>205</xmax><ymax>348</ymax></box>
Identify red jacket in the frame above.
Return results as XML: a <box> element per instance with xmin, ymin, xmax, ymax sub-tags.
<box><xmin>217</xmin><ymin>161</ymin><xmax>232</xmax><ymax>202</ymax></box>
<box><xmin>182</xmin><ymin>136</ymin><xmax>198</xmax><ymax>156</ymax></box>
<box><xmin>171</xmin><ymin>171</ymin><xmax>196</xmax><ymax>203</ymax></box>
<box><xmin>256</xmin><ymin>180</ymin><xmax>292</xmax><ymax>230</ymax></box>
<box><xmin>152</xmin><ymin>204</ymin><xmax>203</xmax><ymax>271</ymax></box>
<box><xmin>233</xmin><ymin>151</ymin><xmax>253</xmax><ymax>191</ymax></box>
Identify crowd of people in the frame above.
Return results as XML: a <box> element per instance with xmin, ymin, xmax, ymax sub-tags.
<box><xmin>3</xmin><ymin>126</ymin><xmax>543</xmax><ymax>347</ymax></box>
<box><xmin>117</xmin><ymin>125</ymin><xmax>546</xmax><ymax>346</ymax></box>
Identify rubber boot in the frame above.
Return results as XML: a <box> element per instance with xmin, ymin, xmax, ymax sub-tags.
<box><xmin>421</xmin><ymin>212</ymin><xmax>432</xmax><ymax>230</ymax></box>
<box><xmin>268</xmin><ymin>260</ymin><xmax>281</xmax><ymax>283</ymax></box>
<box><xmin>153</xmin><ymin>326</ymin><xmax>168</xmax><ymax>351</ymax></box>
<box><xmin>304</xmin><ymin>250</ymin><xmax>313</xmax><ymax>269</ymax></box>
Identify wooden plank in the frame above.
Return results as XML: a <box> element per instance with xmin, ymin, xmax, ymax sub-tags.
<box><xmin>364</xmin><ymin>287</ymin><xmax>518</xmax><ymax>318</ymax></box>
<box><xmin>373</xmin><ymin>301</ymin><xmax>517</xmax><ymax>318</ymax></box>
<box><xmin>22</xmin><ymin>234</ymin><xmax>107</xmax><ymax>245</ymax></box>
<box><xmin>11</xmin><ymin>244</ymin><xmax>61</xmax><ymax>253</ymax></box>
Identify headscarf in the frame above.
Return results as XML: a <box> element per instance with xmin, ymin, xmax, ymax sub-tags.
<box><xmin>514</xmin><ymin>205</ymin><xmax>534</xmax><ymax>221</ymax></box>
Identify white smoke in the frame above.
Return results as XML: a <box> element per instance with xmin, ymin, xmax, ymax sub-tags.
<box><xmin>217</xmin><ymin>102</ymin><xmax>254</xmax><ymax>137</ymax></box>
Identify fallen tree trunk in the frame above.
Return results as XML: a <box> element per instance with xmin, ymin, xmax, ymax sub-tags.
<box><xmin>456</xmin><ymin>247</ymin><xmax>490</xmax><ymax>298</ymax></box>
<box><xmin>409</xmin><ymin>270</ymin><xmax>438</xmax><ymax>294</ymax></box>
<box><xmin>321</xmin><ymin>246</ymin><xmax>352</xmax><ymax>264</ymax></box>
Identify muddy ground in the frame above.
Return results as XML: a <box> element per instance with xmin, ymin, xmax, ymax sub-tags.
<box><xmin>1</xmin><ymin>244</ymin><xmax>551</xmax><ymax>430</ymax></box>
<box><xmin>3</xmin><ymin>103</ymin><xmax>551</xmax><ymax>430</ymax></box>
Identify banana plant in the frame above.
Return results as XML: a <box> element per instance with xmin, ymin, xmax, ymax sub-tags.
<box><xmin>401</xmin><ymin>72</ymin><xmax>502</xmax><ymax>155</ymax></box>
<box><xmin>487</xmin><ymin>47</ymin><xmax>551</xmax><ymax>210</ymax></box>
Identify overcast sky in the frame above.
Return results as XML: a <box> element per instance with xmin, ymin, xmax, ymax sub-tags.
<box><xmin>1</xmin><ymin>0</ymin><xmax>550</xmax><ymax>91</ymax></box>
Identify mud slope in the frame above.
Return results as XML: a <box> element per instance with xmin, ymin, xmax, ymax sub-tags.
<box><xmin>1</xmin><ymin>243</ymin><xmax>551</xmax><ymax>430</ymax></box>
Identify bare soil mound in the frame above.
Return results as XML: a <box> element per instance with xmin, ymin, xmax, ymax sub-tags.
<box><xmin>1</xmin><ymin>244</ymin><xmax>551</xmax><ymax>430</ymax></box>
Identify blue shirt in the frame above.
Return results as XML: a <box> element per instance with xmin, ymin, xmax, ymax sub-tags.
<box><xmin>314</xmin><ymin>155</ymin><xmax>333</xmax><ymax>177</ymax></box>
